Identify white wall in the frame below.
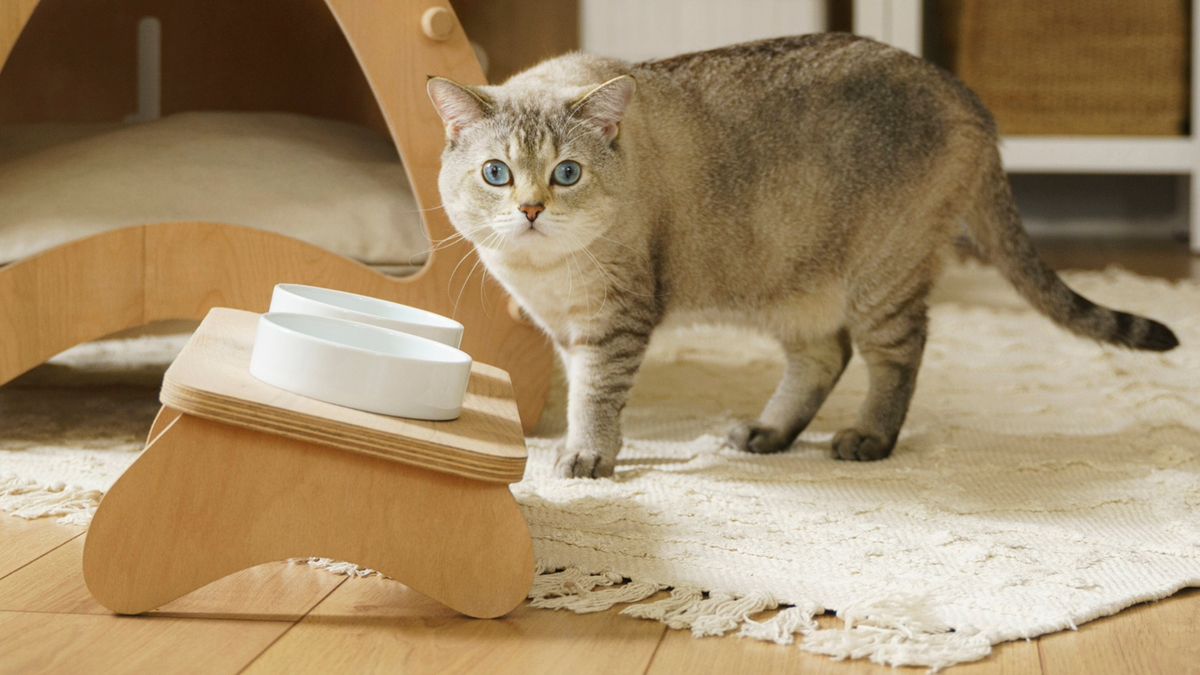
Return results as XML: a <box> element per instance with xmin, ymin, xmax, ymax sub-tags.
<box><xmin>581</xmin><ymin>0</ymin><xmax>826</xmax><ymax>62</ymax></box>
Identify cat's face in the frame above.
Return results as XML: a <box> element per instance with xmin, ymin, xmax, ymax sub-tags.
<box><xmin>428</xmin><ymin>76</ymin><xmax>635</xmax><ymax>265</ymax></box>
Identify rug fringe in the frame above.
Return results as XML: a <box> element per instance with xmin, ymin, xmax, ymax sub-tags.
<box><xmin>738</xmin><ymin>602</ymin><xmax>822</xmax><ymax>645</ymax></box>
<box><xmin>542</xmin><ymin>574</ymin><xmax>781</xmax><ymax>638</ymax></box>
<box><xmin>619</xmin><ymin>585</ymin><xmax>703</xmax><ymax>623</ymax></box>
<box><xmin>295</xmin><ymin>557</ymin><xmax>380</xmax><ymax>578</ymax></box>
<box><xmin>0</xmin><ymin>474</ymin><xmax>101</xmax><ymax>526</ymax></box>
<box><xmin>644</xmin><ymin>590</ymin><xmax>780</xmax><ymax>637</ymax></box>
<box><xmin>798</xmin><ymin>594</ymin><xmax>992</xmax><ymax>671</ymax></box>
<box><xmin>532</xmin><ymin>567</ymin><xmax>994</xmax><ymax>670</ymax></box>
<box><xmin>529</xmin><ymin>567</ymin><xmax>663</xmax><ymax>613</ymax></box>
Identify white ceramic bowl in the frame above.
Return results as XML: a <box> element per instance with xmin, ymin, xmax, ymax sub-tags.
<box><xmin>269</xmin><ymin>284</ymin><xmax>464</xmax><ymax>348</ymax></box>
<box><xmin>249</xmin><ymin>312</ymin><xmax>472</xmax><ymax>420</ymax></box>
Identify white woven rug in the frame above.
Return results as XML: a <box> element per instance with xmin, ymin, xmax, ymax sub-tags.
<box><xmin>2</xmin><ymin>264</ymin><xmax>1198</xmax><ymax>670</ymax></box>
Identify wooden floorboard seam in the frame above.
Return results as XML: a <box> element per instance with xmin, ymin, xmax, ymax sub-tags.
<box><xmin>235</xmin><ymin>574</ymin><xmax>349</xmax><ymax>674</ymax></box>
<box><xmin>0</xmin><ymin>530</ymin><xmax>84</xmax><ymax>583</ymax></box>
<box><xmin>0</xmin><ymin>606</ymin><xmax>326</xmax><ymax>621</ymax></box>
<box><xmin>640</xmin><ymin>622</ymin><xmax>672</xmax><ymax>675</ymax></box>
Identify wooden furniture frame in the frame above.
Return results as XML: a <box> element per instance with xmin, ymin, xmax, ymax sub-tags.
<box><xmin>0</xmin><ymin>0</ymin><xmax>553</xmax><ymax>430</ymax></box>
<box><xmin>83</xmin><ymin>309</ymin><xmax>534</xmax><ymax>619</ymax></box>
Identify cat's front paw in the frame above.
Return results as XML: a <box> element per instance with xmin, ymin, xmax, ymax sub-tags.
<box><xmin>554</xmin><ymin>448</ymin><xmax>615</xmax><ymax>479</ymax></box>
<box><xmin>831</xmin><ymin>428</ymin><xmax>894</xmax><ymax>461</ymax></box>
<box><xmin>727</xmin><ymin>422</ymin><xmax>795</xmax><ymax>454</ymax></box>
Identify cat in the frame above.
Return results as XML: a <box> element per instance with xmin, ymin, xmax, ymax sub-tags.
<box><xmin>427</xmin><ymin>34</ymin><xmax>1179</xmax><ymax>479</ymax></box>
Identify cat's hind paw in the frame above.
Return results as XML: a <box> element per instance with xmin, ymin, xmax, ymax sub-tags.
<box><xmin>726</xmin><ymin>423</ymin><xmax>796</xmax><ymax>454</ymax></box>
<box><xmin>554</xmin><ymin>448</ymin><xmax>616</xmax><ymax>479</ymax></box>
<box><xmin>831</xmin><ymin>428</ymin><xmax>894</xmax><ymax>461</ymax></box>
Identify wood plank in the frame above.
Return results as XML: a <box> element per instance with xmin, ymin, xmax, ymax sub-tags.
<box><xmin>160</xmin><ymin>308</ymin><xmax>527</xmax><ymax>484</ymax></box>
<box><xmin>0</xmin><ymin>516</ymin><xmax>81</xmax><ymax>579</ymax></box>
<box><xmin>645</xmin><ymin>613</ymin><xmax>1042</xmax><ymax>675</ymax></box>
<box><xmin>0</xmin><ymin>536</ymin><xmax>345</xmax><ymax>621</ymax></box>
<box><xmin>82</xmin><ymin>413</ymin><xmax>532</xmax><ymax>619</ymax></box>
<box><xmin>1038</xmin><ymin>588</ymin><xmax>1200</xmax><ymax>675</ymax></box>
<box><xmin>159</xmin><ymin>393</ymin><xmax>520</xmax><ymax>482</ymax></box>
<box><xmin>245</xmin><ymin>576</ymin><xmax>667</xmax><ymax>675</ymax></box>
<box><xmin>0</xmin><ymin>610</ymin><xmax>291</xmax><ymax>674</ymax></box>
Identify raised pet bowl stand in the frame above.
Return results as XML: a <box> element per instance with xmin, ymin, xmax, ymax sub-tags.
<box><xmin>82</xmin><ymin>308</ymin><xmax>534</xmax><ymax>619</ymax></box>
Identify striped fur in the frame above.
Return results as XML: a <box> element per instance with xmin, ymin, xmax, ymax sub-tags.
<box><xmin>967</xmin><ymin>155</ymin><xmax>1179</xmax><ymax>352</ymax></box>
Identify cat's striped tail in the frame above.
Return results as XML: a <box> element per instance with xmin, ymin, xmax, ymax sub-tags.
<box><xmin>965</xmin><ymin>150</ymin><xmax>1179</xmax><ymax>352</ymax></box>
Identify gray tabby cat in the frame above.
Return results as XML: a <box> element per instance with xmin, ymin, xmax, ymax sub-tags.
<box><xmin>427</xmin><ymin>34</ymin><xmax>1178</xmax><ymax>478</ymax></box>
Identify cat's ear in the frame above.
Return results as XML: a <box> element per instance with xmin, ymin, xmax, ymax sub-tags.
<box><xmin>427</xmin><ymin>76</ymin><xmax>492</xmax><ymax>140</ymax></box>
<box><xmin>571</xmin><ymin>75</ymin><xmax>636</xmax><ymax>143</ymax></box>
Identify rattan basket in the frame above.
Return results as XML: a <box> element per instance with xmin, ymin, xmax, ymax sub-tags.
<box><xmin>942</xmin><ymin>0</ymin><xmax>1190</xmax><ymax>135</ymax></box>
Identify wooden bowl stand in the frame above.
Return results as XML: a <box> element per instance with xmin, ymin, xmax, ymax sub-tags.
<box><xmin>82</xmin><ymin>308</ymin><xmax>535</xmax><ymax>619</ymax></box>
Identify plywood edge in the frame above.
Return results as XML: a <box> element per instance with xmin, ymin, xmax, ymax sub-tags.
<box><xmin>160</xmin><ymin>384</ymin><xmax>525</xmax><ymax>484</ymax></box>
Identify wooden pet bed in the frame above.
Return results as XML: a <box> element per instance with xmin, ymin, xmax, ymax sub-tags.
<box><xmin>0</xmin><ymin>0</ymin><xmax>553</xmax><ymax>430</ymax></box>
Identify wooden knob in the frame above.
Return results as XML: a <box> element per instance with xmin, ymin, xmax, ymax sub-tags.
<box><xmin>421</xmin><ymin>7</ymin><xmax>455</xmax><ymax>41</ymax></box>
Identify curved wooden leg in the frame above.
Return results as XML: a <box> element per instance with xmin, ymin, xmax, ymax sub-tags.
<box><xmin>83</xmin><ymin>413</ymin><xmax>534</xmax><ymax>619</ymax></box>
<box><xmin>0</xmin><ymin>228</ymin><xmax>146</xmax><ymax>386</ymax></box>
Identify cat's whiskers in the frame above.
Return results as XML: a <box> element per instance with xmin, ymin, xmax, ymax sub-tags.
<box><xmin>555</xmin><ymin>106</ymin><xmax>587</xmax><ymax>137</ymax></box>
<box><xmin>418</xmin><ymin>227</ymin><xmax>480</xmax><ymax>257</ymax></box>
<box><xmin>456</xmin><ymin>255</ymin><xmax>486</xmax><ymax>316</ymax></box>
<box><xmin>452</xmin><ymin>231</ymin><xmax>503</xmax><ymax>317</ymax></box>
<box><xmin>559</xmin><ymin>235</ymin><xmax>575</xmax><ymax>304</ymax></box>
<box><xmin>445</xmin><ymin>232</ymin><xmax>489</xmax><ymax>302</ymax></box>
<box><xmin>567</xmin><ymin>231</ymin><xmax>656</xmax><ymax>302</ymax></box>
<box><xmin>397</xmin><ymin>203</ymin><xmax>448</xmax><ymax>214</ymax></box>
<box><xmin>563</xmin><ymin>229</ymin><xmax>637</xmax><ymax>316</ymax></box>
<box><xmin>559</xmin><ymin>114</ymin><xmax>605</xmax><ymax>146</ymax></box>
<box><xmin>576</xmin><ymin>244</ymin><xmax>614</xmax><ymax>315</ymax></box>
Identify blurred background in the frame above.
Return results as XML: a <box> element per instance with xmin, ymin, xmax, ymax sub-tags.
<box><xmin>1</xmin><ymin>0</ymin><xmax>1195</xmax><ymax>278</ymax></box>
<box><xmin>457</xmin><ymin>0</ymin><xmax>1196</xmax><ymax>269</ymax></box>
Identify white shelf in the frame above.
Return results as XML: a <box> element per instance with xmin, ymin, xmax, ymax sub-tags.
<box><xmin>1000</xmin><ymin>136</ymin><xmax>1194</xmax><ymax>174</ymax></box>
<box><xmin>854</xmin><ymin>0</ymin><xmax>1200</xmax><ymax>251</ymax></box>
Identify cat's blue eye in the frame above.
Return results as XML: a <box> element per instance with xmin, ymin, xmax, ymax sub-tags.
<box><xmin>481</xmin><ymin>160</ymin><xmax>512</xmax><ymax>186</ymax></box>
<box><xmin>552</xmin><ymin>160</ymin><xmax>582</xmax><ymax>186</ymax></box>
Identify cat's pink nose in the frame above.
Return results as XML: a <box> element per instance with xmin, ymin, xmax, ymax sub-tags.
<box><xmin>519</xmin><ymin>203</ymin><xmax>544</xmax><ymax>222</ymax></box>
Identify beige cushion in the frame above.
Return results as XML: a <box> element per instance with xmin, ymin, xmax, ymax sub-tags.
<box><xmin>0</xmin><ymin>112</ymin><xmax>429</xmax><ymax>266</ymax></box>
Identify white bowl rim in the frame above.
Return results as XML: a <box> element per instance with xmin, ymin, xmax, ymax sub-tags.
<box><xmin>274</xmin><ymin>283</ymin><xmax>463</xmax><ymax>332</ymax></box>
<box><xmin>261</xmin><ymin>312</ymin><xmax>471</xmax><ymax>366</ymax></box>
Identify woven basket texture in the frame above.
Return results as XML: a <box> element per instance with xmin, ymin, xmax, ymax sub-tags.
<box><xmin>943</xmin><ymin>0</ymin><xmax>1189</xmax><ymax>135</ymax></box>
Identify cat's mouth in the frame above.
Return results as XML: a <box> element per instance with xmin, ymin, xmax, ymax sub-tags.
<box><xmin>505</xmin><ymin>220</ymin><xmax>549</xmax><ymax>240</ymax></box>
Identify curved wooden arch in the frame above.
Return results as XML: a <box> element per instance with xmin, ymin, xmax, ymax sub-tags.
<box><xmin>0</xmin><ymin>1</ymin><xmax>553</xmax><ymax>430</ymax></box>
<box><xmin>84</xmin><ymin>410</ymin><xmax>534</xmax><ymax>619</ymax></box>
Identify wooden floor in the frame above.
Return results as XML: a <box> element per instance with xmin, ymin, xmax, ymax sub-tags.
<box><xmin>1</xmin><ymin>237</ymin><xmax>1197</xmax><ymax>675</ymax></box>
